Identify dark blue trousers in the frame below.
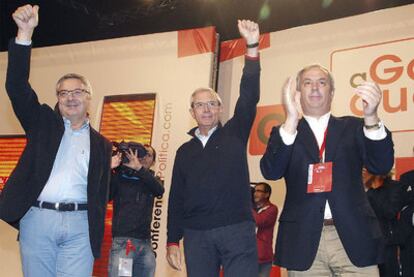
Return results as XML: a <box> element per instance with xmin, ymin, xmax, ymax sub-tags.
<box><xmin>183</xmin><ymin>221</ymin><xmax>258</xmax><ymax>277</ymax></box>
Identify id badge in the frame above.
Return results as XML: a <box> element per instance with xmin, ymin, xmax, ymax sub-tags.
<box><xmin>307</xmin><ymin>162</ymin><xmax>333</xmax><ymax>193</ymax></box>
<box><xmin>118</xmin><ymin>257</ymin><xmax>133</xmax><ymax>277</ymax></box>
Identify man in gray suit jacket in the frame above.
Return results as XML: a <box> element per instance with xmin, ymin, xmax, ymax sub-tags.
<box><xmin>0</xmin><ymin>5</ymin><xmax>112</xmax><ymax>277</ymax></box>
<box><xmin>261</xmin><ymin>64</ymin><xmax>394</xmax><ymax>276</ymax></box>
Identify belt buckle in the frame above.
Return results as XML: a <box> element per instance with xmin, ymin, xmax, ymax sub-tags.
<box><xmin>324</xmin><ymin>218</ymin><xmax>334</xmax><ymax>226</ymax></box>
<box><xmin>74</xmin><ymin>203</ymin><xmax>78</xmax><ymax>211</ymax></box>
<box><xmin>55</xmin><ymin>202</ymin><xmax>60</xmax><ymax>211</ymax></box>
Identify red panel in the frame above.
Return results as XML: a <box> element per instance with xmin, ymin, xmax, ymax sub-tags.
<box><xmin>177</xmin><ymin>26</ymin><xmax>217</xmax><ymax>58</ymax></box>
<box><xmin>220</xmin><ymin>33</ymin><xmax>270</xmax><ymax>62</ymax></box>
<box><xmin>92</xmin><ymin>202</ymin><xmax>113</xmax><ymax>276</ymax></box>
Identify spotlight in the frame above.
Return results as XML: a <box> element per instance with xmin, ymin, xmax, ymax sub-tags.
<box><xmin>322</xmin><ymin>0</ymin><xmax>333</xmax><ymax>9</ymax></box>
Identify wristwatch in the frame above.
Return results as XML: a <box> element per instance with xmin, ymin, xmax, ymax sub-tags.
<box><xmin>246</xmin><ymin>42</ymin><xmax>259</xmax><ymax>48</ymax></box>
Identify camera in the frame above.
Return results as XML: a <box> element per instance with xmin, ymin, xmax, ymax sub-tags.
<box><xmin>112</xmin><ymin>141</ymin><xmax>148</xmax><ymax>164</ymax></box>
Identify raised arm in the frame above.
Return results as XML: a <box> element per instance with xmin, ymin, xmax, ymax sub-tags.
<box><xmin>6</xmin><ymin>5</ymin><xmax>42</xmax><ymax>133</ymax></box>
<box><xmin>230</xmin><ymin>20</ymin><xmax>261</xmax><ymax>139</ymax></box>
<box><xmin>13</xmin><ymin>5</ymin><xmax>39</xmax><ymax>42</ymax></box>
<box><xmin>355</xmin><ymin>81</ymin><xmax>381</xmax><ymax>128</ymax></box>
<box><xmin>260</xmin><ymin>77</ymin><xmax>301</xmax><ymax>180</ymax></box>
<box><xmin>281</xmin><ymin>77</ymin><xmax>301</xmax><ymax>135</ymax></box>
<box><xmin>356</xmin><ymin>81</ymin><xmax>394</xmax><ymax>174</ymax></box>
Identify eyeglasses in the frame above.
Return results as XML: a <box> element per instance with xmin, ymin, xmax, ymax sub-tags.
<box><xmin>254</xmin><ymin>189</ymin><xmax>266</xmax><ymax>193</ymax></box>
<box><xmin>57</xmin><ymin>89</ymin><xmax>90</xmax><ymax>98</ymax></box>
<box><xmin>192</xmin><ymin>101</ymin><xmax>220</xmax><ymax>110</ymax></box>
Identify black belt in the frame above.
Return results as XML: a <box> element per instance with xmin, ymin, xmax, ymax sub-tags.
<box><xmin>35</xmin><ymin>201</ymin><xmax>88</xmax><ymax>211</ymax></box>
<box><xmin>323</xmin><ymin>218</ymin><xmax>334</xmax><ymax>226</ymax></box>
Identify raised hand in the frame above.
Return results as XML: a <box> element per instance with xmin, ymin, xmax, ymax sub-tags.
<box><xmin>123</xmin><ymin>149</ymin><xmax>143</xmax><ymax>171</ymax></box>
<box><xmin>238</xmin><ymin>19</ymin><xmax>260</xmax><ymax>57</ymax></box>
<box><xmin>282</xmin><ymin>77</ymin><xmax>301</xmax><ymax>134</ymax></box>
<box><xmin>238</xmin><ymin>19</ymin><xmax>260</xmax><ymax>45</ymax></box>
<box><xmin>355</xmin><ymin>81</ymin><xmax>381</xmax><ymax>125</ymax></box>
<box><xmin>12</xmin><ymin>5</ymin><xmax>39</xmax><ymax>41</ymax></box>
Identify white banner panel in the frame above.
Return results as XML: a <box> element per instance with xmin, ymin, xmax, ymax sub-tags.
<box><xmin>331</xmin><ymin>38</ymin><xmax>414</xmax><ymax>132</ymax></box>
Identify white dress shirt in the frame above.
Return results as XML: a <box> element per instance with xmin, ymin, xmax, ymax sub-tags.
<box><xmin>280</xmin><ymin>112</ymin><xmax>386</xmax><ymax>219</ymax></box>
<box><xmin>195</xmin><ymin>126</ymin><xmax>218</xmax><ymax>147</ymax></box>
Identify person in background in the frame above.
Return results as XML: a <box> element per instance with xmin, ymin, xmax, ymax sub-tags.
<box><xmin>0</xmin><ymin>5</ymin><xmax>112</xmax><ymax>276</ymax></box>
<box><xmin>252</xmin><ymin>182</ymin><xmax>278</xmax><ymax>277</ymax></box>
<box><xmin>109</xmin><ymin>144</ymin><xmax>164</xmax><ymax>277</ymax></box>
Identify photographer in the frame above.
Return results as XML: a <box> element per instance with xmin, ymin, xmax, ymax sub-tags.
<box><xmin>109</xmin><ymin>143</ymin><xmax>164</xmax><ymax>277</ymax></box>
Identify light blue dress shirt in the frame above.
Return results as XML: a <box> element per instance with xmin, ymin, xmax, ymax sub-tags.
<box><xmin>37</xmin><ymin>117</ymin><xmax>90</xmax><ymax>203</ymax></box>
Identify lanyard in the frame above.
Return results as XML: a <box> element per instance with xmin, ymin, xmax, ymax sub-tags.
<box><xmin>319</xmin><ymin>128</ymin><xmax>328</xmax><ymax>163</ymax></box>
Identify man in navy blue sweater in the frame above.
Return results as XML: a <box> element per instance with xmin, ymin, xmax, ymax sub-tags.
<box><xmin>166</xmin><ymin>20</ymin><xmax>261</xmax><ymax>277</ymax></box>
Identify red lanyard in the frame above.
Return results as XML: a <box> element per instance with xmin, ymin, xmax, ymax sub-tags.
<box><xmin>319</xmin><ymin>128</ymin><xmax>328</xmax><ymax>163</ymax></box>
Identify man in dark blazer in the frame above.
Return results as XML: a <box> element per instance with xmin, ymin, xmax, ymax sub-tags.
<box><xmin>0</xmin><ymin>5</ymin><xmax>112</xmax><ymax>277</ymax></box>
<box><xmin>260</xmin><ymin>64</ymin><xmax>394</xmax><ymax>276</ymax></box>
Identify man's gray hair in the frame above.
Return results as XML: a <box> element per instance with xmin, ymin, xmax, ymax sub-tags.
<box><xmin>55</xmin><ymin>73</ymin><xmax>93</xmax><ymax>96</ymax></box>
<box><xmin>296</xmin><ymin>64</ymin><xmax>335</xmax><ymax>93</ymax></box>
<box><xmin>190</xmin><ymin>87</ymin><xmax>222</xmax><ymax>108</ymax></box>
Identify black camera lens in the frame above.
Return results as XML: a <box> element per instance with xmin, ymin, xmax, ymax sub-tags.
<box><xmin>113</xmin><ymin>141</ymin><xmax>148</xmax><ymax>164</ymax></box>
